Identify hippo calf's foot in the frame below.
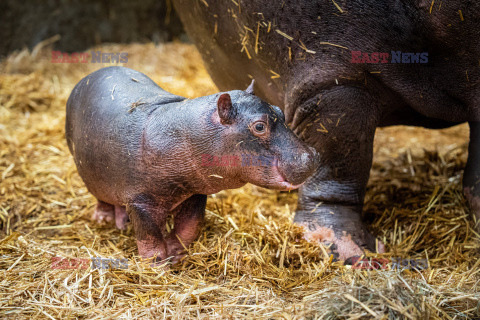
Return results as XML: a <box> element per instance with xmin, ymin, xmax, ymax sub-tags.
<box><xmin>115</xmin><ymin>206</ymin><xmax>129</xmax><ymax>230</ymax></box>
<box><xmin>91</xmin><ymin>201</ymin><xmax>130</xmax><ymax>230</ymax></box>
<box><xmin>294</xmin><ymin>204</ymin><xmax>385</xmax><ymax>262</ymax></box>
<box><xmin>92</xmin><ymin>201</ymin><xmax>115</xmax><ymax>224</ymax></box>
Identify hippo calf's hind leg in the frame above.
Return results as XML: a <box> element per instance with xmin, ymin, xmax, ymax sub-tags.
<box><xmin>463</xmin><ymin>121</ymin><xmax>480</xmax><ymax>231</ymax></box>
<box><xmin>92</xmin><ymin>200</ymin><xmax>115</xmax><ymax>224</ymax></box>
<box><xmin>115</xmin><ymin>206</ymin><xmax>129</xmax><ymax>230</ymax></box>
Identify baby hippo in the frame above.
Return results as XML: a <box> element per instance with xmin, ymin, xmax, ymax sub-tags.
<box><xmin>66</xmin><ymin>66</ymin><xmax>319</xmax><ymax>263</ymax></box>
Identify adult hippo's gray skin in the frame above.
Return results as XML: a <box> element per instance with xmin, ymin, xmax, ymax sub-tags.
<box><xmin>172</xmin><ymin>0</ymin><xmax>480</xmax><ymax>261</ymax></box>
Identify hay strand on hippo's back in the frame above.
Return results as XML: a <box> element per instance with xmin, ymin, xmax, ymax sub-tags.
<box><xmin>0</xmin><ymin>42</ymin><xmax>479</xmax><ymax>319</ymax></box>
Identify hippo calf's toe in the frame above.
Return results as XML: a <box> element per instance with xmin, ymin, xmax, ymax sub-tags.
<box><xmin>66</xmin><ymin>66</ymin><xmax>319</xmax><ymax>263</ymax></box>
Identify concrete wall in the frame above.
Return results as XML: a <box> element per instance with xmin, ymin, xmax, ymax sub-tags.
<box><xmin>0</xmin><ymin>0</ymin><xmax>185</xmax><ymax>57</ymax></box>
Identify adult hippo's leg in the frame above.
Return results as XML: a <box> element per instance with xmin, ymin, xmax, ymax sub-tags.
<box><xmin>463</xmin><ymin>122</ymin><xmax>480</xmax><ymax>231</ymax></box>
<box><xmin>288</xmin><ymin>85</ymin><xmax>386</xmax><ymax>261</ymax></box>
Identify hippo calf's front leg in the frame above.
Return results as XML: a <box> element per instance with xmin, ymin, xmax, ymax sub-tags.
<box><xmin>463</xmin><ymin>121</ymin><xmax>480</xmax><ymax>232</ymax></box>
<box><xmin>165</xmin><ymin>194</ymin><xmax>207</xmax><ymax>264</ymax></box>
<box><xmin>127</xmin><ymin>194</ymin><xmax>168</xmax><ymax>262</ymax></box>
<box><xmin>127</xmin><ymin>194</ymin><xmax>206</xmax><ymax>264</ymax></box>
<box><xmin>289</xmin><ymin>86</ymin><xmax>385</xmax><ymax>261</ymax></box>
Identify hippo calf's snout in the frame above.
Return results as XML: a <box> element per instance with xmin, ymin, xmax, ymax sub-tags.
<box><xmin>236</xmin><ymin>95</ymin><xmax>321</xmax><ymax>191</ymax></box>
<box><xmin>278</xmin><ymin>146</ymin><xmax>320</xmax><ymax>186</ymax></box>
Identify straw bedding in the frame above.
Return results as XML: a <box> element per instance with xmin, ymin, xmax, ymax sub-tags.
<box><xmin>0</xmin><ymin>40</ymin><xmax>478</xmax><ymax>319</ymax></box>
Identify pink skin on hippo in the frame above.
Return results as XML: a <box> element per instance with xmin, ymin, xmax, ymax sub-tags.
<box><xmin>66</xmin><ymin>66</ymin><xmax>319</xmax><ymax>264</ymax></box>
<box><xmin>172</xmin><ymin>0</ymin><xmax>480</xmax><ymax>261</ymax></box>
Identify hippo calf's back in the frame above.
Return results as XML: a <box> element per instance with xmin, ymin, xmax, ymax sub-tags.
<box><xmin>65</xmin><ymin>67</ymin><xmax>184</xmax><ymax>204</ymax></box>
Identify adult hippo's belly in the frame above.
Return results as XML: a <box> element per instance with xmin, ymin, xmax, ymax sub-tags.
<box><xmin>173</xmin><ymin>0</ymin><xmax>480</xmax><ymax>261</ymax></box>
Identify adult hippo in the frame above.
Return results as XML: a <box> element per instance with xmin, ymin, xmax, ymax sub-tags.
<box><xmin>172</xmin><ymin>0</ymin><xmax>480</xmax><ymax>261</ymax></box>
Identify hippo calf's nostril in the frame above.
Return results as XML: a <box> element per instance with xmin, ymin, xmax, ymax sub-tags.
<box><xmin>278</xmin><ymin>149</ymin><xmax>321</xmax><ymax>186</ymax></box>
<box><xmin>302</xmin><ymin>148</ymin><xmax>320</xmax><ymax>174</ymax></box>
<box><xmin>311</xmin><ymin>148</ymin><xmax>321</xmax><ymax>169</ymax></box>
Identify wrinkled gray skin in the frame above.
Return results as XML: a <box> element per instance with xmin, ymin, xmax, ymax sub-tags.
<box><xmin>66</xmin><ymin>66</ymin><xmax>319</xmax><ymax>263</ymax></box>
<box><xmin>173</xmin><ymin>0</ymin><xmax>480</xmax><ymax>261</ymax></box>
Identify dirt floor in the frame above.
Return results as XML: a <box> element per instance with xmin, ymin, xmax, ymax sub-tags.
<box><xmin>0</xmin><ymin>42</ymin><xmax>479</xmax><ymax>319</ymax></box>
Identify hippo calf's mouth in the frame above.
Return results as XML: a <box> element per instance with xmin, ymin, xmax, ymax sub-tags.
<box><xmin>272</xmin><ymin>164</ymin><xmax>305</xmax><ymax>191</ymax></box>
<box><xmin>270</xmin><ymin>150</ymin><xmax>320</xmax><ymax>191</ymax></box>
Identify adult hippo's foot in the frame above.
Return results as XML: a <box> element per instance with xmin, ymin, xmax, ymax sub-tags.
<box><xmin>287</xmin><ymin>84</ymin><xmax>386</xmax><ymax>261</ymax></box>
<box><xmin>295</xmin><ymin>203</ymin><xmax>385</xmax><ymax>261</ymax></box>
<box><xmin>463</xmin><ymin>122</ymin><xmax>480</xmax><ymax>232</ymax></box>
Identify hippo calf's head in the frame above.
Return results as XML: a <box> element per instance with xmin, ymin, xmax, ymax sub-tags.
<box><xmin>208</xmin><ymin>83</ymin><xmax>320</xmax><ymax>191</ymax></box>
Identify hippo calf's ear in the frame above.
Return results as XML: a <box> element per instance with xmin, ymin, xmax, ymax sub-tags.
<box><xmin>217</xmin><ymin>93</ymin><xmax>236</xmax><ymax>125</ymax></box>
<box><xmin>245</xmin><ymin>79</ymin><xmax>255</xmax><ymax>95</ymax></box>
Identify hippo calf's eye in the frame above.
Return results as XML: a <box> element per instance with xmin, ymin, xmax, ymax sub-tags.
<box><xmin>255</xmin><ymin>123</ymin><xmax>265</xmax><ymax>132</ymax></box>
<box><xmin>252</xmin><ymin>121</ymin><xmax>268</xmax><ymax>136</ymax></box>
